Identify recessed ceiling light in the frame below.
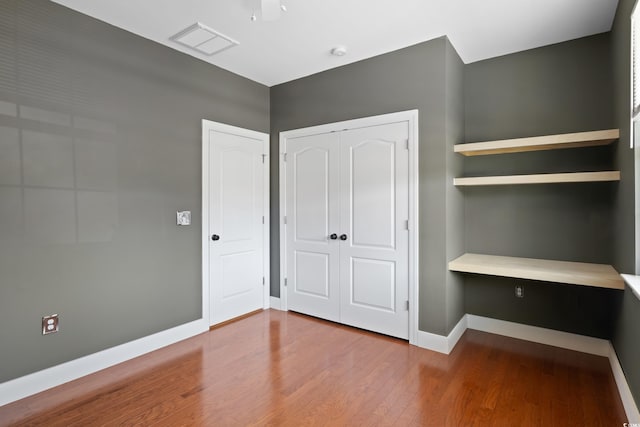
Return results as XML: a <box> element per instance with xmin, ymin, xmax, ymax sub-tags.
<box><xmin>170</xmin><ymin>22</ymin><xmax>239</xmax><ymax>56</ymax></box>
<box><xmin>331</xmin><ymin>46</ymin><xmax>348</xmax><ymax>57</ymax></box>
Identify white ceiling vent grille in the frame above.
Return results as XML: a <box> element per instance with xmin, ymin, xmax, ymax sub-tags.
<box><xmin>170</xmin><ymin>22</ymin><xmax>239</xmax><ymax>56</ymax></box>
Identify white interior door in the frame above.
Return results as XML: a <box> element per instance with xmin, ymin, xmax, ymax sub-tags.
<box><xmin>207</xmin><ymin>124</ymin><xmax>266</xmax><ymax>325</ymax></box>
<box><xmin>286</xmin><ymin>132</ymin><xmax>341</xmax><ymax>322</ymax></box>
<box><xmin>283</xmin><ymin>118</ymin><xmax>411</xmax><ymax>340</ymax></box>
<box><xmin>338</xmin><ymin>123</ymin><xmax>409</xmax><ymax>339</ymax></box>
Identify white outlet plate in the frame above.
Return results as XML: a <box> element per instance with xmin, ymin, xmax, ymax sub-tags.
<box><xmin>177</xmin><ymin>211</ymin><xmax>191</xmax><ymax>226</ymax></box>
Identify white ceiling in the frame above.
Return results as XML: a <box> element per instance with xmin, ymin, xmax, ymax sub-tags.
<box><xmin>51</xmin><ymin>0</ymin><xmax>619</xmax><ymax>87</ymax></box>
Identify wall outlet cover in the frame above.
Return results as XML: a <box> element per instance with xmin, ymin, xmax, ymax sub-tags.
<box><xmin>177</xmin><ymin>211</ymin><xmax>191</xmax><ymax>226</ymax></box>
<box><xmin>42</xmin><ymin>314</ymin><xmax>59</xmax><ymax>335</ymax></box>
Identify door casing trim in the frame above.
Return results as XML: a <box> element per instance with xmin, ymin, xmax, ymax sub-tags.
<box><xmin>202</xmin><ymin>119</ymin><xmax>270</xmax><ymax>327</ymax></box>
<box><xmin>278</xmin><ymin>110</ymin><xmax>419</xmax><ymax>345</ymax></box>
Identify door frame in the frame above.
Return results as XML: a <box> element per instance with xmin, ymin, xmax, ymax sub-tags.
<box><xmin>278</xmin><ymin>110</ymin><xmax>419</xmax><ymax>345</ymax></box>
<box><xmin>202</xmin><ymin>119</ymin><xmax>270</xmax><ymax>327</ymax></box>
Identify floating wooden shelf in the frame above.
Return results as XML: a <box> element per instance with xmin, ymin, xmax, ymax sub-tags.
<box><xmin>454</xmin><ymin>129</ymin><xmax>620</xmax><ymax>156</ymax></box>
<box><xmin>448</xmin><ymin>253</ymin><xmax>624</xmax><ymax>290</ymax></box>
<box><xmin>454</xmin><ymin>171</ymin><xmax>620</xmax><ymax>186</ymax></box>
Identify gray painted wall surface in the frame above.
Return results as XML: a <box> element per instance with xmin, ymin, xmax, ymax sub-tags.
<box><xmin>463</xmin><ymin>33</ymin><xmax>620</xmax><ymax>339</ymax></box>
<box><xmin>270</xmin><ymin>37</ymin><xmax>465</xmax><ymax>335</ymax></box>
<box><xmin>0</xmin><ymin>0</ymin><xmax>269</xmax><ymax>382</ymax></box>
<box><xmin>465</xmin><ymin>33</ymin><xmax>614</xmax><ymax>142</ymax></box>
<box><xmin>611</xmin><ymin>0</ymin><xmax>640</xmax><ymax>408</ymax></box>
<box><xmin>444</xmin><ymin>42</ymin><xmax>465</xmax><ymax>332</ymax></box>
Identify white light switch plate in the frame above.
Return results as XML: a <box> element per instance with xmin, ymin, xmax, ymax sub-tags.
<box><xmin>177</xmin><ymin>211</ymin><xmax>191</xmax><ymax>225</ymax></box>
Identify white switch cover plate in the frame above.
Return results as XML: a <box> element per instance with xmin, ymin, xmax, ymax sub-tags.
<box><xmin>177</xmin><ymin>211</ymin><xmax>191</xmax><ymax>226</ymax></box>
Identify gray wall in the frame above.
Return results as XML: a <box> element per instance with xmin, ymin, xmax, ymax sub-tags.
<box><xmin>444</xmin><ymin>43</ymin><xmax>466</xmax><ymax>332</ymax></box>
<box><xmin>463</xmin><ymin>33</ymin><xmax>620</xmax><ymax>339</ymax></box>
<box><xmin>611</xmin><ymin>0</ymin><xmax>640</xmax><ymax>408</ymax></box>
<box><xmin>270</xmin><ymin>37</ymin><xmax>465</xmax><ymax>335</ymax></box>
<box><xmin>0</xmin><ymin>0</ymin><xmax>269</xmax><ymax>382</ymax></box>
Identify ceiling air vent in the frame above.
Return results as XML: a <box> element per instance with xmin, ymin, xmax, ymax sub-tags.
<box><xmin>170</xmin><ymin>22</ymin><xmax>239</xmax><ymax>56</ymax></box>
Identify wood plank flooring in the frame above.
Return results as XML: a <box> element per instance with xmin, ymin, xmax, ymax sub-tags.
<box><xmin>0</xmin><ymin>310</ymin><xmax>627</xmax><ymax>426</ymax></box>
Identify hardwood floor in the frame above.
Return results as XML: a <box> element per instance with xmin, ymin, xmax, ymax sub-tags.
<box><xmin>0</xmin><ymin>310</ymin><xmax>627</xmax><ymax>426</ymax></box>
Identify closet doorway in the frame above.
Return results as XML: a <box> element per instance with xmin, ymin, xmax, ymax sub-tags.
<box><xmin>279</xmin><ymin>111</ymin><xmax>418</xmax><ymax>341</ymax></box>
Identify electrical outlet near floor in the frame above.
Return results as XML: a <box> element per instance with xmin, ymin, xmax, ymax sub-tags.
<box><xmin>42</xmin><ymin>314</ymin><xmax>59</xmax><ymax>335</ymax></box>
<box><xmin>515</xmin><ymin>285</ymin><xmax>524</xmax><ymax>298</ymax></box>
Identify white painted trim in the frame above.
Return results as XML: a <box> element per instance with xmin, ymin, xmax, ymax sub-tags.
<box><xmin>407</xmin><ymin>110</ymin><xmax>420</xmax><ymax>345</ymax></box>
<box><xmin>201</xmin><ymin>120</ymin><xmax>211</xmax><ymax>327</ymax></box>
<box><xmin>447</xmin><ymin>314</ymin><xmax>468</xmax><ymax>352</ymax></box>
<box><xmin>280</xmin><ymin>110</ymin><xmax>418</xmax><ymax>140</ymax></box>
<box><xmin>416</xmin><ymin>330</ymin><xmax>449</xmax><ymax>354</ymax></box>
<box><xmin>201</xmin><ymin>120</ymin><xmax>270</xmax><ymax>326</ymax></box>
<box><xmin>269</xmin><ymin>297</ymin><xmax>282</xmax><ymax>310</ymax></box>
<box><xmin>278</xmin><ymin>110</ymin><xmax>419</xmax><ymax>342</ymax></box>
<box><xmin>622</xmin><ymin>274</ymin><xmax>640</xmax><ymax>300</ymax></box>
<box><xmin>466</xmin><ymin>314</ymin><xmax>610</xmax><ymax>356</ymax></box>
<box><xmin>609</xmin><ymin>343</ymin><xmax>640</xmax><ymax>423</ymax></box>
<box><xmin>0</xmin><ymin>319</ymin><xmax>207</xmax><ymax>407</ymax></box>
<box><xmin>278</xmin><ymin>133</ymin><xmax>288</xmax><ymax>311</ymax></box>
<box><xmin>416</xmin><ymin>314</ymin><xmax>467</xmax><ymax>354</ymax></box>
<box><xmin>262</xmin><ymin>140</ymin><xmax>271</xmax><ymax>310</ymax></box>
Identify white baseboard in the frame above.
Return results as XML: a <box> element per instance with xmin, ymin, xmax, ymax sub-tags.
<box><xmin>269</xmin><ymin>296</ymin><xmax>282</xmax><ymax>310</ymax></box>
<box><xmin>609</xmin><ymin>343</ymin><xmax>640</xmax><ymax>423</ymax></box>
<box><xmin>0</xmin><ymin>318</ymin><xmax>208</xmax><ymax>407</ymax></box>
<box><xmin>416</xmin><ymin>315</ymin><xmax>467</xmax><ymax>354</ymax></box>
<box><xmin>466</xmin><ymin>314</ymin><xmax>610</xmax><ymax>357</ymax></box>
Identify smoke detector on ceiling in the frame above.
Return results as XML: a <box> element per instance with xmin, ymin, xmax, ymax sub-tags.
<box><xmin>331</xmin><ymin>46</ymin><xmax>348</xmax><ymax>57</ymax></box>
<box><xmin>170</xmin><ymin>22</ymin><xmax>239</xmax><ymax>56</ymax></box>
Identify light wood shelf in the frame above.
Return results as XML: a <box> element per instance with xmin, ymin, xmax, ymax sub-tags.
<box><xmin>454</xmin><ymin>171</ymin><xmax>620</xmax><ymax>186</ymax></box>
<box><xmin>454</xmin><ymin>129</ymin><xmax>620</xmax><ymax>156</ymax></box>
<box><xmin>448</xmin><ymin>253</ymin><xmax>624</xmax><ymax>290</ymax></box>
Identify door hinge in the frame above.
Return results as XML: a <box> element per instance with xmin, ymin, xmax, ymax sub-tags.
<box><xmin>405</xmin><ymin>139</ymin><xmax>409</xmax><ymax>150</ymax></box>
<box><xmin>262</xmin><ymin>154</ymin><xmax>266</xmax><ymax>164</ymax></box>
<box><xmin>262</xmin><ymin>276</ymin><xmax>265</xmax><ymax>285</ymax></box>
<box><xmin>283</xmin><ymin>153</ymin><xmax>287</xmax><ymax>162</ymax></box>
<box><xmin>283</xmin><ymin>216</ymin><xmax>287</xmax><ymax>225</ymax></box>
<box><xmin>405</xmin><ymin>220</ymin><xmax>409</xmax><ymax>230</ymax></box>
<box><xmin>406</xmin><ymin>300</ymin><xmax>410</xmax><ymax>311</ymax></box>
<box><xmin>284</xmin><ymin>278</ymin><xmax>288</xmax><ymax>287</ymax></box>
<box><xmin>262</xmin><ymin>216</ymin><xmax>265</xmax><ymax>224</ymax></box>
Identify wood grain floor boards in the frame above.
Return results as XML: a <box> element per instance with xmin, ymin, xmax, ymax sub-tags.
<box><xmin>0</xmin><ymin>309</ymin><xmax>627</xmax><ymax>426</ymax></box>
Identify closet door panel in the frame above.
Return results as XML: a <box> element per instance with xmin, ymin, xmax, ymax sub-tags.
<box><xmin>286</xmin><ymin>132</ymin><xmax>341</xmax><ymax>322</ymax></box>
<box><xmin>350</xmin><ymin>137</ymin><xmax>396</xmax><ymax>249</ymax></box>
<box><xmin>339</xmin><ymin>122</ymin><xmax>410</xmax><ymax>339</ymax></box>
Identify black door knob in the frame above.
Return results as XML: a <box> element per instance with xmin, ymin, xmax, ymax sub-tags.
<box><xmin>329</xmin><ymin>233</ymin><xmax>338</xmax><ymax>240</ymax></box>
<box><xmin>339</xmin><ymin>234</ymin><xmax>348</xmax><ymax>241</ymax></box>
<box><xmin>211</xmin><ymin>234</ymin><xmax>220</xmax><ymax>241</ymax></box>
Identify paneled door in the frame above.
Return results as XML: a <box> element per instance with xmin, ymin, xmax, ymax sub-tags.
<box><xmin>338</xmin><ymin>123</ymin><xmax>409</xmax><ymax>339</ymax></box>
<box><xmin>205</xmin><ymin>121</ymin><xmax>268</xmax><ymax>326</ymax></box>
<box><xmin>286</xmin><ymin>132</ymin><xmax>341</xmax><ymax>322</ymax></box>
<box><xmin>284</xmin><ymin>118</ymin><xmax>411</xmax><ymax>339</ymax></box>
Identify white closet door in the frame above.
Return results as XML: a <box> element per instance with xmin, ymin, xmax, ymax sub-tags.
<box><xmin>209</xmin><ymin>129</ymin><xmax>265</xmax><ymax>325</ymax></box>
<box><xmin>286</xmin><ymin>132</ymin><xmax>341</xmax><ymax>322</ymax></box>
<box><xmin>338</xmin><ymin>122</ymin><xmax>409</xmax><ymax>339</ymax></box>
